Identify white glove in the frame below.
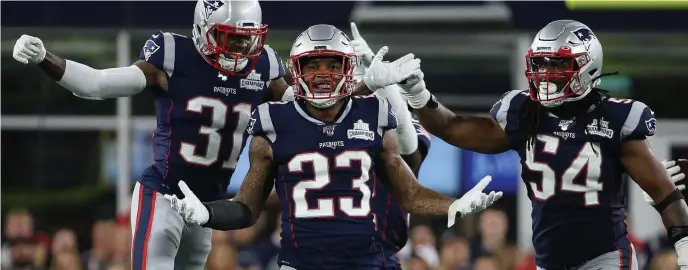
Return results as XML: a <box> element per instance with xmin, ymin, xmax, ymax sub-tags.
<box><xmin>13</xmin><ymin>35</ymin><xmax>47</xmax><ymax>65</ymax></box>
<box><xmin>447</xmin><ymin>175</ymin><xmax>503</xmax><ymax>227</ymax></box>
<box><xmin>676</xmin><ymin>237</ymin><xmax>688</xmax><ymax>270</ymax></box>
<box><xmin>350</xmin><ymin>22</ymin><xmax>375</xmax><ymax>68</ymax></box>
<box><xmin>643</xmin><ymin>160</ymin><xmax>686</xmax><ymax>204</ymax></box>
<box><xmin>163</xmin><ymin>181</ymin><xmax>210</xmax><ymax>225</ymax></box>
<box><xmin>363</xmin><ymin>46</ymin><xmax>421</xmax><ymax>91</ymax></box>
<box><xmin>398</xmin><ymin>70</ymin><xmax>432</xmax><ymax>109</ymax></box>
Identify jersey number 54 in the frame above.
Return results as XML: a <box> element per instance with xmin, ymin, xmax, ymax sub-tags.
<box><xmin>526</xmin><ymin>134</ymin><xmax>604</xmax><ymax>206</ymax></box>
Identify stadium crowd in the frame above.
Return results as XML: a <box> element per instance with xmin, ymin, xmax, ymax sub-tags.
<box><xmin>1</xmin><ymin>207</ymin><xmax>679</xmax><ymax>270</ymax></box>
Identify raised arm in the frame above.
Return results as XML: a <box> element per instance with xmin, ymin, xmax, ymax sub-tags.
<box><xmin>399</xmin><ymin>76</ymin><xmax>511</xmax><ymax>154</ymax></box>
<box><xmin>202</xmin><ymin>136</ymin><xmax>276</xmax><ymax>230</ymax></box>
<box><xmin>13</xmin><ymin>33</ymin><xmax>169</xmax><ymax>100</ymax></box>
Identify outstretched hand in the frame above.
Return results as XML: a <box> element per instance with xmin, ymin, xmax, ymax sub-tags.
<box><xmin>163</xmin><ymin>181</ymin><xmax>210</xmax><ymax>225</ymax></box>
<box><xmin>448</xmin><ymin>175</ymin><xmax>503</xmax><ymax>227</ymax></box>
<box><xmin>363</xmin><ymin>46</ymin><xmax>421</xmax><ymax>91</ymax></box>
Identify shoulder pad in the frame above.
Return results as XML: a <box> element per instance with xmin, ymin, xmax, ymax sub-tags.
<box><xmin>138</xmin><ymin>31</ymin><xmax>178</xmax><ymax>76</ymax></box>
<box><xmin>489</xmin><ymin>90</ymin><xmax>529</xmax><ymax>132</ymax></box>
<box><xmin>603</xmin><ymin>98</ymin><xmax>657</xmax><ymax>139</ymax></box>
<box><xmin>368</xmin><ymin>96</ymin><xmax>398</xmax><ymax>134</ymax></box>
<box><xmin>262</xmin><ymin>45</ymin><xmax>286</xmax><ymax>80</ymax></box>
<box><xmin>248</xmin><ymin>103</ymin><xmax>277</xmax><ymax>143</ymax></box>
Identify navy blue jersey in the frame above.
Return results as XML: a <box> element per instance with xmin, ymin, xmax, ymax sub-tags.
<box><xmin>248</xmin><ymin>95</ymin><xmax>397</xmax><ymax>270</ymax></box>
<box><xmin>412</xmin><ymin>115</ymin><xmax>432</xmax><ymax>157</ymax></box>
<box><xmin>372</xmin><ymin>114</ymin><xmax>432</xmax><ymax>268</ymax></box>
<box><xmin>137</xmin><ymin>31</ymin><xmax>285</xmax><ymax>201</ymax></box>
<box><xmin>491</xmin><ymin>90</ymin><xmax>657</xmax><ymax>269</ymax></box>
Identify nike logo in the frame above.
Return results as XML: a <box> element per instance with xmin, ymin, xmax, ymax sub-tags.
<box><xmin>152</xmin><ymin>34</ymin><xmax>160</xmax><ymax>38</ymax></box>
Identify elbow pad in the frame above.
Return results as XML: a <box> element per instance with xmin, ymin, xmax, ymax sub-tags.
<box><xmin>202</xmin><ymin>200</ymin><xmax>253</xmax><ymax>231</ymax></box>
<box><xmin>376</xmin><ymin>85</ymin><xmax>418</xmax><ymax>155</ymax></box>
<box><xmin>58</xmin><ymin>60</ymin><xmax>147</xmax><ymax>100</ymax></box>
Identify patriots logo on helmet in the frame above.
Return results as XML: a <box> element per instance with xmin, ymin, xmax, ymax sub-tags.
<box><xmin>572</xmin><ymin>28</ymin><xmax>595</xmax><ymax>43</ymax></box>
<box><xmin>203</xmin><ymin>0</ymin><xmax>225</xmax><ymax>20</ymax></box>
<box><xmin>142</xmin><ymin>39</ymin><xmax>160</xmax><ymax>61</ymax></box>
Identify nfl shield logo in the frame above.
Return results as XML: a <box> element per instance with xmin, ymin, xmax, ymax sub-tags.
<box><xmin>322</xmin><ymin>125</ymin><xmax>336</xmax><ymax>136</ymax></box>
<box><xmin>559</xmin><ymin>119</ymin><xmax>575</xmax><ymax>131</ymax></box>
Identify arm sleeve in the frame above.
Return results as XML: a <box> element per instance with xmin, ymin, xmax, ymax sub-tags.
<box><xmin>59</xmin><ymin>62</ymin><xmax>146</xmax><ymax>100</ymax></box>
<box><xmin>621</xmin><ymin>101</ymin><xmax>657</xmax><ymax>141</ymax></box>
<box><xmin>58</xmin><ymin>31</ymin><xmax>173</xmax><ymax>100</ymax></box>
<box><xmin>376</xmin><ymin>85</ymin><xmax>418</xmax><ymax>155</ymax></box>
<box><xmin>202</xmin><ymin>199</ymin><xmax>253</xmax><ymax>230</ymax></box>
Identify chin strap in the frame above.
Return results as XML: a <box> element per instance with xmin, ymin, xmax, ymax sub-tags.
<box><xmin>589</xmin><ymin>71</ymin><xmax>619</xmax><ymax>93</ymax></box>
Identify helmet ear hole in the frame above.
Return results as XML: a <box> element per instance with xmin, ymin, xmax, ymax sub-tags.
<box><xmin>588</xmin><ymin>68</ymin><xmax>598</xmax><ymax>77</ymax></box>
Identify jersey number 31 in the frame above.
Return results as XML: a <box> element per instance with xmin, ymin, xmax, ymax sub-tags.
<box><xmin>288</xmin><ymin>151</ymin><xmax>372</xmax><ymax>218</ymax></box>
<box><xmin>180</xmin><ymin>97</ymin><xmax>251</xmax><ymax>169</ymax></box>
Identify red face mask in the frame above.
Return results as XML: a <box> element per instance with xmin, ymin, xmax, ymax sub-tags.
<box><xmin>289</xmin><ymin>50</ymin><xmax>357</xmax><ymax>102</ymax></box>
<box><xmin>200</xmin><ymin>23</ymin><xmax>268</xmax><ymax>76</ymax></box>
<box><xmin>525</xmin><ymin>47</ymin><xmax>591</xmax><ymax>102</ymax></box>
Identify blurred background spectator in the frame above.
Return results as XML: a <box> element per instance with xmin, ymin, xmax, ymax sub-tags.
<box><xmin>2</xmin><ymin>1</ymin><xmax>687</xmax><ymax>269</ymax></box>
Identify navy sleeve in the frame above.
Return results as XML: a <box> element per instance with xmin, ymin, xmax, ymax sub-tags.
<box><xmin>412</xmin><ymin>115</ymin><xmax>432</xmax><ymax>159</ymax></box>
<box><xmin>378</xmin><ymin>96</ymin><xmax>398</xmax><ymax>131</ymax></box>
<box><xmin>263</xmin><ymin>45</ymin><xmax>286</xmax><ymax>80</ymax></box>
<box><xmin>247</xmin><ymin>103</ymin><xmax>277</xmax><ymax>143</ymax></box>
<box><xmin>138</xmin><ymin>31</ymin><xmax>167</xmax><ymax>71</ymax></box>
<box><xmin>412</xmin><ymin>115</ymin><xmax>432</xmax><ymax>150</ymax></box>
<box><xmin>489</xmin><ymin>90</ymin><xmax>530</xmax><ymax>149</ymax></box>
<box><xmin>621</xmin><ymin>101</ymin><xmax>656</xmax><ymax>140</ymax></box>
<box><xmin>490</xmin><ymin>90</ymin><xmax>528</xmax><ymax>134</ymax></box>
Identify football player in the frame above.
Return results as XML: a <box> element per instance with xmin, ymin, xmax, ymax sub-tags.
<box><xmin>164</xmin><ymin>24</ymin><xmax>502</xmax><ymax>270</ymax></box>
<box><xmin>398</xmin><ymin>20</ymin><xmax>688</xmax><ymax>270</ymax></box>
<box><xmin>348</xmin><ymin>23</ymin><xmax>434</xmax><ymax>270</ymax></box>
<box><xmin>11</xmin><ymin>1</ymin><xmax>421</xmax><ymax>269</ymax></box>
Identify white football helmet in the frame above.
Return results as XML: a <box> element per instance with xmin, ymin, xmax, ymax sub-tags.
<box><xmin>288</xmin><ymin>24</ymin><xmax>359</xmax><ymax>108</ymax></box>
<box><xmin>525</xmin><ymin>20</ymin><xmax>603</xmax><ymax>108</ymax></box>
<box><xmin>192</xmin><ymin>0</ymin><xmax>267</xmax><ymax>76</ymax></box>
